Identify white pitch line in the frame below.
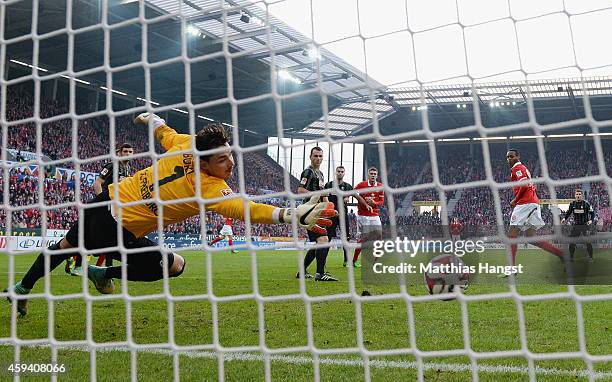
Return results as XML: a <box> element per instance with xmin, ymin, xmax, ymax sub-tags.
<box><xmin>3</xmin><ymin>344</ymin><xmax>611</xmax><ymax>379</ymax></box>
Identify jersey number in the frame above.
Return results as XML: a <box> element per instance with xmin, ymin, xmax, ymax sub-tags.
<box><xmin>149</xmin><ymin>166</ymin><xmax>185</xmax><ymax>191</ymax></box>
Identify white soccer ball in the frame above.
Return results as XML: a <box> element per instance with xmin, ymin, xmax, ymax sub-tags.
<box><xmin>424</xmin><ymin>254</ymin><xmax>469</xmax><ymax>298</ymax></box>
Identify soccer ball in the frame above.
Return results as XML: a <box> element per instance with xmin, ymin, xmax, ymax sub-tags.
<box><xmin>424</xmin><ymin>254</ymin><xmax>470</xmax><ymax>297</ymax></box>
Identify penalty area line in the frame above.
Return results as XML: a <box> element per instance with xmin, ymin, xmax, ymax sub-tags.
<box><xmin>2</xmin><ymin>344</ymin><xmax>610</xmax><ymax>379</ymax></box>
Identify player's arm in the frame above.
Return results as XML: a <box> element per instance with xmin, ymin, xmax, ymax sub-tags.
<box><xmin>93</xmin><ymin>177</ymin><xmax>104</xmax><ymax>195</ymax></box>
<box><xmin>134</xmin><ymin>113</ymin><xmax>191</xmax><ymax>150</ymax></box>
<box><xmin>353</xmin><ymin>194</ymin><xmax>369</xmax><ymax>207</ymax></box>
<box><xmin>296</xmin><ymin>169</ymin><xmax>328</xmax><ymax>201</ymax></box>
<box><xmin>353</xmin><ymin>183</ymin><xmax>373</xmax><ymax>212</ymax></box>
<box><xmin>94</xmin><ymin>163</ymin><xmax>113</xmax><ymax>195</ymax></box>
<box><xmin>323</xmin><ymin>181</ymin><xmax>333</xmax><ymax>201</ymax></box>
<box><xmin>561</xmin><ymin>202</ymin><xmax>574</xmax><ymax>224</ymax></box>
<box><xmin>587</xmin><ymin>202</ymin><xmax>594</xmax><ymax>224</ymax></box>
<box><xmin>297</xmin><ymin>169</ymin><xmax>312</xmax><ymax>194</ymax></box>
<box><xmin>207</xmin><ymin>192</ymin><xmax>336</xmax><ymax>235</ymax></box>
<box><xmin>510</xmin><ymin>169</ymin><xmax>530</xmax><ymax>206</ymax></box>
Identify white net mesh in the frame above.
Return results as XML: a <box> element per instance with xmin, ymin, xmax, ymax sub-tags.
<box><xmin>1</xmin><ymin>0</ymin><xmax>612</xmax><ymax>381</ymax></box>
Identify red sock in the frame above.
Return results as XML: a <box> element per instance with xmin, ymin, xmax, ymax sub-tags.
<box><xmin>210</xmin><ymin>236</ymin><xmax>222</xmax><ymax>245</ymax></box>
<box><xmin>96</xmin><ymin>256</ymin><xmax>106</xmax><ymax>267</ymax></box>
<box><xmin>228</xmin><ymin>238</ymin><xmax>233</xmax><ymax>246</ymax></box>
<box><xmin>535</xmin><ymin>241</ymin><xmax>563</xmax><ymax>258</ymax></box>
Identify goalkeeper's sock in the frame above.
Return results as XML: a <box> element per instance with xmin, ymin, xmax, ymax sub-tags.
<box><xmin>353</xmin><ymin>248</ymin><xmax>362</xmax><ymax>263</ymax></box>
<box><xmin>74</xmin><ymin>255</ymin><xmax>82</xmax><ymax>267</ymax></box>
<box><xmin>303</xmin><ymin>249</ymin><xmax>317</xmax><ymax>271</ymax></box>
<box><xmin>21</xmin><ymin>242</ymin><xmax>69</xmax><ymax>290</ymax></box>
<box><xmin>535</xmin><ymin>241</ymin><xmax>563</xmax><ymax>258</ymax></box>
<box><xmin>315</xmin><ymin>247</ymin><xmax>330</xmax><ymax>275</ymax></box>
<box><xmin>228</xmin><ymin>238</ymin><xmax>233</xmax><ymax>246</ymax></box>
<box><xmin>343</xmin><ymin>247</ymin><xmax>348</xmax><ymax>264</ymax></box>
<box><xmin>209</xmin><ymin>236</ymin><xmax>223</xmax><ymax>246</ymax></box>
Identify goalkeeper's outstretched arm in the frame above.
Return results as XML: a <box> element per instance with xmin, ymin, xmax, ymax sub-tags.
<box><xmin>208</xmin><ymin>195</ymin><xmax>336</xmax><ymax>235</ymax></box>
<box><xmin>134</xmin><ymin>113</ymin><xmax>191</xmax><ymax>150</ymax></box>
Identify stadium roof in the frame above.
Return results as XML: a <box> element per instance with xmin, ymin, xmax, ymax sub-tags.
<box><xmin>386</xmin><ymin>76</ymin><xmax>612</xmax><ymax>106</ymax></box>
<box><xmin>146</xmin><ymin>0</ymin><xmax>383</xmax><ymax>99</ymax></box>
<box><xmin>296</xmin><ymin>76</ymin><xmax>612</xmax><ymax>137</ymax></box>
<box><xmin>5</xmin><ymin>1</ymin><xmax>612</xmax><ymax>141</ymax></box>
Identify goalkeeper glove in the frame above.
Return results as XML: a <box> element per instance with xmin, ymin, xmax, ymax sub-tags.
<box><xmin>134</xmin><ymin>112</ymin><xmax>166</xmax><ymax>129</ymax></box>
<box><xmin>283</xmin><ymin>196</ymin><xmax>337</xmax><ymax>235</ymax></box>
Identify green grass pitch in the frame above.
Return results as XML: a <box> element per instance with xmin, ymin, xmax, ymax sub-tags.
<box><xmin>0</xmin><ymin>248</ymin><xmax>611</xmax><ymax>381</ymax></box>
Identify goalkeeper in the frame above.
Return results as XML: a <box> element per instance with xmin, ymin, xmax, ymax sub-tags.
<box><xmin>6</xmin><ymin>114</ymin><xmax>336</xmax><ymax>316</ymax></box>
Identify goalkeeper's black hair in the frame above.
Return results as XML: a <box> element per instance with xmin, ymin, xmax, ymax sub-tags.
<box><xmin>508</xmin><ymin>148</ymin><xmax>520</xmax><ymax>156</ymax></box>
<box><xmin>196</xmin><ymin>122</ymin><xmax>230</xmax><ymax>161</ymax></box>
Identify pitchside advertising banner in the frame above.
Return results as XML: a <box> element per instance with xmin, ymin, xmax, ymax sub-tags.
<box><xmin>0</xmin><ymin>230</ymin><xmax>68</xmax><ymax>251</ymax></box>
<box><xmin>1</xmin><ymin>159</ymin><xmax>99</xmax><ymax>187</ymax></box>
<box><xmin>145</xmin><ymin>233</ymin><xmax>278</xmax><ymax>249</ymax></box>
<box><xmin>1</xmin><ymin>231</ymin><xmax>295</xmax><ymax>251</ymax></box>
<box><xmin>360</xmin><ymin>225</ymin><xmax>612</xmax><ymax>285</ymax></box>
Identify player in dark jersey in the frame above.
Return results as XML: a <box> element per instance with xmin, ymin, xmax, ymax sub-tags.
<box><xmin>324</xmin><ymin>166</ymin><xmax>370</xmax><ymax>267</ymax></box>
<box><xmin>561</xmin><ymin>189</ymin><xmax>595</xmax><ymax>262</ymax></box>
<box><xmin>94</xmin><ymin>143</ymin><xmax>134</xmax><ymax>195</ymax></box>
<box><xmin>65</xmin><ymin>143</ymin><xmax>135</xmax><ymax>275</ymax></box>
<box><xmin>297</xmin><ymin>147</ymin><xmax>337</xmax><ymax>281</ymax></box>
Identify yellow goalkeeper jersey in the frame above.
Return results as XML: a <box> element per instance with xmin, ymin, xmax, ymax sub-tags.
<box><xmin>108</xmin><ymin>124</ymin><xmax>276</xmax><ymax>238</ymax></box>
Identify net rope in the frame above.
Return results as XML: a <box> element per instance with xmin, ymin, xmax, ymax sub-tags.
<box><xmin>0</xmin><ymin>0</ymin><xmax>611</xmax><ymax>381</ymax></box>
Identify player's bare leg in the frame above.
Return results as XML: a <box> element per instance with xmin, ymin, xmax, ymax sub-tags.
<box><xmin>96</xmin><ymin>255</ymin><xmax>106</xmax><ymax>266</ymax></box>
<box><xmin>500</xmin><ymin>226</ymin><xmax>565</xmax><ymax>278</ymax></box>
<box><xmin>228</xmin><ymin>235</ymin><xmax>237</xmax><ymax>254</ymax></box>
<box><xmin>525</xmin><ymin>228</ymin><xmax>565</xmax><ymax>259</ymax></box>
<box><xmin>209</xmin><ymin>236</ymin><xmax>224</xmax><ymax>246</ymax></box>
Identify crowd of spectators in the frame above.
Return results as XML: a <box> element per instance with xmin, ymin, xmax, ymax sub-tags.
<box><xmin>2</xmin><ymin>91</ymin><xmax>312</xmax><ymax>237</ymax></box>
<box><xmin>3</xmin><ymin>90</ymin><xmax>612</xmax><ymax>239</ymax></box>
<box><xmin>406</xmin><ymin>147</ymin><xmax>612</xmax><ymax>231</ymax></box>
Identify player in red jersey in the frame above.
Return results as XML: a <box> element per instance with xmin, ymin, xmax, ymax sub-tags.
<box><xmin>209</xmin><ymin>217</ymin><xmax>238</xmax><ymax>254</ymax></box>
<box><xmin>450</xmin><ymin>217</ymin><xmax>464</xmax><ymax>242</ymax></box>
<box><xmin>504</xmin><ymin>149</ymin><xmax>564</xmax><ymax>277</ymax></box>
<box><xmin>352</xmin><ymin>166</ymin><xmax>383</xmax><ymax>266</ymax></box>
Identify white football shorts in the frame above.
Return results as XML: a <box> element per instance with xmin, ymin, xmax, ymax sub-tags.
<box><xmin>220</xmin><ymin>225</ymin><xmax>233</xmax><ymax>236</ymax></box>
<box><xmin>510</xmin><ymin>203</ymin><xmax>545</xmax><ymax>231</ymax></box>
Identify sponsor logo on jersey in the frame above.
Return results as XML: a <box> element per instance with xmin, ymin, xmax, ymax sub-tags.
<box><xmin>516</xmin><ymin>170</ymin><xmax>522</xmax><ymax>177</ymax></box>
<box><xmin>221</xmin><ymin>188</ymin><xmax>233</xmax><ymax>196</ymax></box>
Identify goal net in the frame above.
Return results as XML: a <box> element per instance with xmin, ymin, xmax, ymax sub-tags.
<box><xmin>2</xmin><ymin>0</ymin><xmax>612</xmax><ymax>380</ymax></box>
